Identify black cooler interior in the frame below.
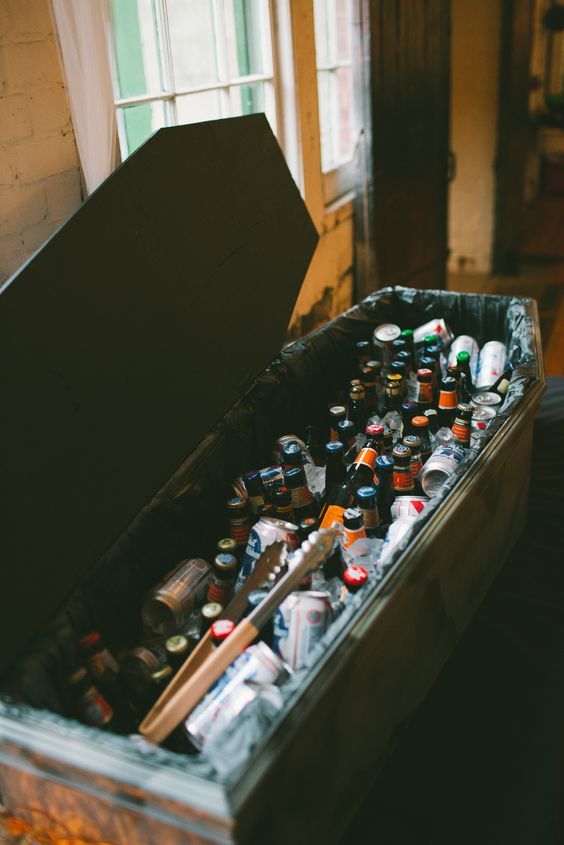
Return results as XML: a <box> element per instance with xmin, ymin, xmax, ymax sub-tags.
<box><xmin>0</xmin><ymin>117</ymin><xmax>540</xmax><ymax>786</ymax></box>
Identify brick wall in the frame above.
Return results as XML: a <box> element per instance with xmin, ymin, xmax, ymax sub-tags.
<box><xmin>0</xmin><ymin>0</ymin><xmax>82</xmax><ymax>283</ymax></box>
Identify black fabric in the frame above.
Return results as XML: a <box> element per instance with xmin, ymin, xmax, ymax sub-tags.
<box><xmin>343</xmin><ymin>376</ymin><xmax>564</xmax><ymax>845</ymax></box>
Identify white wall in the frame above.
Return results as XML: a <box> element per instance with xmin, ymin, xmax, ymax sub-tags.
<box><xmin>0</xmin><ymin>0</ymin><xmax>82</xmax><ymax>283</ymax></box>
<box><xmin>448</xmin><ymin>0</ymin><xmax>502</xmax><ymax>274</ymax></box>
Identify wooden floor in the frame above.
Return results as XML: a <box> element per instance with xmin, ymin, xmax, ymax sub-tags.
<box><xmin>448</xmin><ymin>269</ymin><xmax>564</xmax><ymax>376</ymax></box>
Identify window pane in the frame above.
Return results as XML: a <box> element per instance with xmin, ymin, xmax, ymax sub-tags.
<box><xmin>167</xmin><ymin>0</ymin><xmax>219</xmax><ymax>88</ymax></box>
<box><xmin>119</xmin><ymin>100</ymin><xmax>167</xmax><ymax>156</ymax></box>
<box><xmin>336</xmin><ymin>66</ymin><xmax>353</xmax><ymax>161</ymax></box>
<box><xmin>225</xmin><ymin>0</ymin><xmax>266</xmax><ymax>79</ymax></box>
<box><xmin>317</xmin><ymin>70</ymin><xmax>333</xmax><ymax>171</ymax></box>
<box><xmin>314</xmin><ymin>0</ymin><xmax>331</xmax><ymax>67</ymax></box>
<box><xmin>229</xmin><ymin>80</ymin><xmax>263</xmax><ymax>116</ymax></box>
<box><xmin>336</xmin><ymin>0</ymin><xmax>352</xmax><ymax>61</ymax></box>
<box><xmin>112</xmin><ymin>0</ymin><xmax>165</xmax><ymax>98</ymax></box>
<box><xmin>176</xmin><ymin>90</ymin><xmax>223</xmax><ymax>124</ymax></box>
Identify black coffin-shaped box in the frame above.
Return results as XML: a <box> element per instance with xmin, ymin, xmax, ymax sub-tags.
<box><xmin>0</xmin><ymin>116</ymin><xmax>545</xmax><ymax>845</ymax></box>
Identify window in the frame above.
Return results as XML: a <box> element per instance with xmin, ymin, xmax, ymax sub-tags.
<box><xmin>314</xmin><ymin>0</ymin><xmax>356</xmax><ymax>202</ymax></box>
<box><xmin>110</xmin><ymin>0</ymin><xmax>277</xmax><ymax>159</ymax></box>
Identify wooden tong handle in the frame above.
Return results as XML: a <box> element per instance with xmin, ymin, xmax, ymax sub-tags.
<box><xmin>140</xmin><ymin>618</ymin><xmax>258</xmax><ymax>744</ymax></box>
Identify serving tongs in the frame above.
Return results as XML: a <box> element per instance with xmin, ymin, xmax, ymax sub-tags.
<box><xmin>140</xmin><ymin>528</ymin><xmax>337</xmax><ymax>744</ymax></box>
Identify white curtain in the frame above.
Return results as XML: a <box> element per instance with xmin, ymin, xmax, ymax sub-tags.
<box><xmin>50</xmin><ymin>0</ymin><xmax>117</xmax><ymax>196</ymax></box>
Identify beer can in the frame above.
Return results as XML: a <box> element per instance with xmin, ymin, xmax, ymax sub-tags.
<box><xmin>141</xmin><ymin>559</ymin><xmax>212</xmax><ymax>636</ymax></box>
<box><xmin>390</xmin><ymin>495</ymin><xmax>429</xmax><ymax>520</ymax></box>
<box><xmin>373</xmin><ymin>323</ymin><xmax>401</xmax><ymax>370</ymax></box>
<box><xmin>476</xmin><ymin>341</ymin><xmax>506</xmax><ymax>389</ymax></box>
<box><xmin>236</xmin><ymin>516</ymin><xmax>298</xmax><ymax>591</ymax></box>
<box><xmin>273</xmin><ymin>591</ymin><xmax>333</xmax><ymax>670</ymax></box>
<box><xmin>471</xmin><ymin>391</ymin><xmax>502</xmax><ymax>409</ymax></box>
<box><xmin>185</xmin><ymin>642</ymin><xmax>288</xmax><ymax>749</ymax></box>
<box><xmin>471</xmin><ymin>406</ymin><xmax>496</xmax><ymax>431</ymax></box>
<box><xmin>419</xmin><ymin>442</ymin><xmax>467</xmax><ymax>497</ymax></box>
<box><xmin>413</xmin><ymin>318</ymin><xmax>454</xmax><ymax>349</ymax></box>
<box><xmin>448</xmin><ymin>335</ymin><xmax>479</xmax><ymax>379</ymax></box>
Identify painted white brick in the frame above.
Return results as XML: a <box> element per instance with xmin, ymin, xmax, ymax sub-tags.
<box><xmin>0</xmin><ymin>182</ymin><xmax>47</xmax><ymax>236</ymax></box>
<box><xmin>7</xmin><ymin>0</ymin><xmax>54</xmax><ymax>43</ymax></box>
<box><xmin>14</xmin><ymin>131</ymin><xmax>78</xmax><ymax>184</ymax></box>
<box><xmin>1</xmin><ymin>40</ymin><xmax>62</xmax><ymax>94</ymax></box>
<box><xmin>0</xmin><ymin>93</ymin><xmax>32</xmax><ymax>143</ymax></box>
<box><xmin>0</xmin><ymin>231</ymin><xmax>27</xmax><ymax>282</ymax></box>
<box><xmin>28</xmin><ymin>83</ymin><xmax>71</xmax><ymax>136</ymax></box>
<box><xmin>43</xmin><ymin>167</ymin><xmax>82</xmax><ymax>221</ymax></box>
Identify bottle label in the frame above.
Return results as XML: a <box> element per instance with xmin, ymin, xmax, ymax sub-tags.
<box><xmin>290</xmin><ymin>484</ymin><xmax>313</xmax><ymax>509</ymax></box>
<box><xmin>438</xmin><ymin>390</ymin><xmax>458</xmax><ymax>410</ymax></box>
<box><xmin>230</xmin><ymin>518</ymin><xmax>252</xmax><ymax>547</ymax></box>
<box><xmin>410</xmin><ymin>457</ymin><xmax>423</xmax><ymax>479</ymax></box>
<box><xmin>320</xmin><ymin>504</ymin><xmax>346</xmax><ymax>529</ymax></box>
<box><xmin>343</xmin><ymin>525</ymin><xmax>367</xmax><ymax>549</ymax></box>
<box><xmin>354</xmin><ymin>448</ymin><xmax>378</xmax><ymax>471</ymax></box>
<box><xmin>452</xmin><ymin>419</ymin><xmax>471</xmax><ymax>445</ymax></box>
<box><xmin>393</xmin><ymin>466</ymin><xmax>414</xmax><ymax>492</ymax></box>
<box><xmin>208</xmin><ymin>575</ymin><xmax>234</xmax><ymax>605</ymax></box>
<box><xmin>360</xmin><ymin>505</ymin><xmax>380</xmax><ymax>530</ymax></box>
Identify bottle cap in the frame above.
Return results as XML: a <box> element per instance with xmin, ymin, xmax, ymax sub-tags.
<box><xmin>417</xmin><ymin>368</ymin><xmax>433</xmax><ymax>382</ymax></box>
<box><xmin>391</xmin><ymin>360</ymin><xmax>406</xmax><ymax>375</ymax></box>
<box><xmin>361</xmin><ymin>366</ymin><xmax>375</xmax><ymax>379</ymax></box>
<box><xmin>343</xmin><ymin>565</ymin><xmax>368</xmax><ymax>590</ymax></box>
<box><xmin>391</xmin><ymin>338</ymin><xmax>407</xmax><ymax>352</ymax></box>
<box><xmin>403</xmin><ymin>435</ymin><xmax>421</xmax><ymax>449</ymax></box>
<box><xmin>383</xmin><ymin>426</ymin><xmax>393</xmax><ymax>441</ymax></box>
<box><xmin>337</xmin><ymin>419</ymin><xmax>356</xmax><ymax>436</ymax></box>
<box><xmin>210</xmin><ymin>619</ymin><xmax>236</xmax><ymax>642</ymax></box>
<box><xmin>350</xmin><ymin>378</ymin><xmax>362</xmax><ymax>388</ymax></box>
<box><xmin>457</xmin><ymin>351</ymin><xmax>471</xmax><ymax>364</ymax></box>
<box><xmin>440</xmin><ymin>376</ymin><xmax>457</xmax><ymax>390</ymax></box>
<box><xmin>343</xmin><ymin>507</ymin><xmax>363</xmax><ymax>528</ymax></box>
<box><xmin>325</xmin><ymin>440</ymin><xmax>345</xmax><ymax>455</ymax></box>
<box><xmin>247</xmin><ymin>590</ymin><xmax>268</xmax><ymax>611</ymax></box>
<box><xmin>456</xmin><ymin>403</ymin><xmax>474</xmax><ymax>420</ymax></box>
<box><xmin>423</xmin><ymin>334</ymin><xmax>436</xmax><ymax>346</ymax></box>
<box><xmin>299</xmin><ymin>517</ymin><xmax>318</xmax><ymax>538</ymax></box>
<box><xmin>376</xmin><ymin>455</ymin><xmax>395</xmax><ymax>471</ymax></box>
<box><xmin>365</xmin><ymin>423</ymin><xmax>384</xmax><ymax>438</ymax></box>
<box><xmin>281</xmin><ymin>440</ymin><xmax>302</xmax><ymax>465</ymax></box>
<box><xmin>401</xmin><ymin>401</ymin><xmax>417</xmax><ymax>413</ymax></box>
<box><xmin>356</xmin><ymin>485</ymin><xmax>377</xmax><ymax>501</ymax></box>
<box><xmin>257</xmin><ymin>503</ymin><xmax>274</xmax><ymax>517</ymax></box>
<box><xmin>227</xmin><ymin>496</ymin><xmax>247</xmax><ymax>512</ymax></box>
<box><xmin>165</xmin><ymin>635</ymin><xmax>189</xmax><ymax>656</ymax></box>
<box><xmin>217</xmin><ymin>537</ymin><xmax>237</xmax><ymax>554</ymax></box>
<box><xmin>350</xmin><ymin>385</ymin><xmax>365</xmax><ymax>399</ymax></box>
<box><xmin>392</xmin><ymin>444</ymin><xmax>411</xmax><ymax>460</ymax></box>
<box><xmin>400</xmin><ymin>328</ymin><xmax>413</xmax><ymax>338</ymax></box>
<box><xmin>420</xmin><ymin>356</ymin><xmax>436</xmax><ymax>370</ymax></box>
<box><xmin>329</xmin><ymin>404</ymin><xmax>347</xmax><ymax>419</ymax></box>
<box><xmin>356</xmin><ymin>340</ymin><xmax>371</xmax><ymax>354</ymax></box>
<box><xmin>202</xmin><ymin>602</ymin><xmax>224</xmax><ymax>621</ymax></box>
<box><xmin>374</xmin><ymin>323</ymin><xmax>401</xmax><ymax>343</ymax></box>
<box><xmin>411</xmin><ymin>415</ymin><xmax>430</xmax><ymax>429</ymax></box>
<box><xmin>386</xmin><ymin>373</ymin><xmax>402</xmax><ymax>384</ymax></box>
<box><xmin>214</xmin><ymin>553</ymin><xmax>238</xmax><ymax>571</ymax></box>
<box><xmin>151</xmin><ymin>666</ymin><xmax>173</xmax><ymax>683</ymax></box>
<box><xmin>366</xmin><ymin>359</ymin><xmax>382</xmax><ymax>372</ymax></box>
<box><xmin>425</xmin><ymin>343</ymin><xmax>442</xmax><ymax>358</ymax></box>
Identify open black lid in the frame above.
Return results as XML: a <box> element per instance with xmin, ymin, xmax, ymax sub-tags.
<box><xmin>0</xmin><ymin>115</ymin><xmax>318</xmax><ymax>673</ymax></box>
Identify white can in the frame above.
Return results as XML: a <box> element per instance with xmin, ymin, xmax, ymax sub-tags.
<box><xmin>273</xmin><ymin>591</ymin><xmax>333</xmax><ymax>670</ymax></box>
<box><xmin>476</xmin><ymin>341</ymin><xmax>506</xmax><ymax>389</ymax></box>
<box><xmin>419</xmin><ymin>442</ymin><xmax>467</xmax><ymax>497</ymax></box>
<box><xmin>413</xmin><ymin>318</ymin><xmax>454</xmax><ymax>349</ymax></box>
<box><xmin>390</xmin><ymin>495</ymin><xmax>429</xmax><ymax>520</ymax></box>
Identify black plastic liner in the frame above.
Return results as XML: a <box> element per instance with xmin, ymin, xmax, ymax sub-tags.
<box><xmin>0</xmin><ymin>286</ymin><xmax>541</xmax><ymax>782</ymax></box>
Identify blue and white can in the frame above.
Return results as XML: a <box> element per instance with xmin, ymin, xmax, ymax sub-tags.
<box><xmin>273</xmin><ymin>591</ymin><xmax>333</xmax><ymax>670</ymax></box>
<box><xmin>419</xmin><ymin>441</ymin><xmax>467</xmax><ymax>497</ymax></box>
<box><xmin>184</xmin><ymin>642</ymin><xmax>288</xmax><ymax>749</ymax></box>
<box><xmin>236</xmin><ymin>517</ymin><xmax>298</xmax><ymax>592</ymax></box>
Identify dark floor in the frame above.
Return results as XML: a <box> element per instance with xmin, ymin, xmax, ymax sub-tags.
<box><xmin>341</xmin><ymin>377</ymin><xmax>564</xmax><ymax>845</ymax></box>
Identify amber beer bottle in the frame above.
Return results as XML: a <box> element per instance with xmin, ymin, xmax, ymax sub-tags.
<box><xmin>319</xmin><ymin>444</ymin><xmax>379</xmax><ymax>528</ymax></box>
<box><xmin>329</xmin><ymin>404</ymin><xmax>347</xmax><ymax>441</ymax></box>
<box><xmin>415</xmin><ymin>368</ymin><xmax>434</xmax><ymax>412</ymax></box>
<box><xmin>392</xmin><ymin>444</ymin><xmax>414</xmax><ymax>493</ymax></box>
<box><xmin>375</xmin><ymin>455</ymin><xmax>395</xmax><ymax>529</ymax></box>
<box><xmin>437</xmin><ymin>376</ymin><xmax>459</xmax><ymax>429</ymax></box>
<box><xmin>411</xmin><ymin>415</ymin><xmax>432</xmax><ymax>463</ymax></box>
<box><xmin>208</xmin><ymin>552</ymin><xmax>238</xmax><ymax>605</ymax></box>
<box><xmin>403</xmin><ymin>434</ymin><xmax>423</xmax><ymax>481</ymax></box>
<box><xmin>356</xmin><ymin>485</ymin><xmax>379</xmax><ymax>537</ymax></box>
<box><xmin>227</xmin><ymin>497</ymin><xmax>252</xmax><ymax>555</ymax></box>
<box><xmin>457</xmin><ymin>351</ymin><xmax>474</xmax><ymax>393</ymax></box>
<box><xmin>283</xmin><ymin>466</ymin><xmax>316</xmax><ymax>520</ymax></box>
<box><xmin>271</xmin><ymin>485</ymin><xmax>296</xmax><ymax>523</ymax></box>
<box><xmin>243</xmin><ymin>470</ymin><xmax>265</xmax><ymax>516</ymax></box>
<box><xmin>349</xmin><ymin>384</ymin><xmax>367</xmax><ymax>433</ymax></box>
<box><xmin>324</xmin><ymin>440</ymin><xmax>347</xmax><ymax>499</ymax></box>
<box><xmin>342</xmin><ymin>507</ymin><xmax>367</xmax><ymax>549</ymax></box>
<box><xmin>451</xmin><ymin>402</ymin><xmax>473</xmax><ymax>446</ymax></box>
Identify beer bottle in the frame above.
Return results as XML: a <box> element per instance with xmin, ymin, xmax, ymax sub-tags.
<box><xmin>419</xmin><ymin>356</ymin><xmax>439</xmax><ymax>399</ymax></box>
<box><xmin>401</xmin><ymin>401</ymin><xmax>418</xmax><ymax>437</ymax></box>
<box><xmin>411</xmin><ymin>415</ymin><xmax>432</xmax><ymax>463</ymax></box>
<box><xmin>208</xmin><ymin>552</ymin><xmax>238</xmax><ymax>605</ymax></box>
<box><xmin>383</xmin><ymin>373</ymin><xmax>403</xmax><ymax>433</ymax></box>
<box><xmin>217</xmin><ymin>537</ymin><xmax>237</xmax><ymax>556</ymax></box>
<box><xmin>243</xmin><ymin>470</ymin><xmax>265</xmax><ymax>516</ymax></box>
<box><xmin>437</xmin><ymin>376</ymin><xmax>458</xmax><ymax>429</ymax></box>
<box><xmin>329</xmin><ymin>404</ymin><xmax>347</xmax><ymax>441</ymax></box>
<box><xmin>375</xmin><ymin>455</ymin><xmax>395</xmax><ymax>529</ymax></box>
<box><xmin>257</xmin><ymin>502</ymin><xmax>274</xmax><ymax>519</ymax></box>
<box><xmin>319</xmin><ymin>443</ymin><xmax>379</xmax><ymax>528</ymax></box>
<box><xmin>349</xmin><ymin>384</ymin><xmax>367</xmax><ymax>434</ymax></box>
<box><xmin>367</xmin><ymin>359</ymin><xmax>385</xmax><ymax>413</ymax></box>
<box><xmin>364</xmin><ymin>422</ymin><xmax>385</xmax><ymax>453</ymax></box>
<box><xmin>403</xmin><ymin>434</ymin><xmax>423</xmax><ymax>482</ymax></box>
<box><xmin>396</xmin><ymin>349</ymin><xmax>413</xmax><ymax>377</ymax></box>
<box><xmin>165</xmin><ymin>635</ymin><xmax>190</xmax><ymax>674</ymax></box>
<box><xmin>342</xmin><ymin>507</ymin><xmax>367</xmax><ymax>549</ymax></box>
<box><xmin>489</xmin><ymin>362</ymin><xmax>513</xmax><ymax>397</ymax></box>
<box><xmin>391</xmin><ymin>338</ymin><xmax>407</xmax><ymax>360</ymax></box>
<box><xmin>390</xmin><ymin>360</ymin><xmax>408</xmax><ymax>397</ymax></box>
<box><xmin>360</xmin><ymin>365</ymin><xmax>378</xmax><ymax>414</ymax></box>
<box><xmin>284</xmin><ymin>465</ymin><xmax>317</xmax><ymax>520</ymax></box>
<box><xmin>271</xmin><ymin>484</ymin><xmax>296</xmax><ymax>523</ymax></box>
<box><xmin>356</xmin><ymin>485</ymin><xmax>379</xmax><ymax>537</ymax></box>
<box><xmin>424</xmin><ymin>407</ymin><xmax>440</xmax><ymax>435</ymax></box>
<box><xmin>415</xmin><ymin>368</ymin><xmax>433</xmax><ymax>413</ymax></box>
<box><xmin>425</xmin><ymin>341</ymin><xmax>442</xmax><ymax>362</ymax></box>
<box><xmin>382</xmin><ymin>426</ymin><xmax>394</xmax><ymax>456</ymax></box>
<box><xmin>227</xmin><ymin>497</ymin><xmax>252</xmax><ymax>555</ymax></box>
<box><xmin>304</xmin><ymin>425</ymin><xmax>324</xmax><ymax>467</ymax></box>
<box><xmin>147</xmin><ymin>665</ymin><xmax>173</xmax><ymax>708</ymax></box>
<box><xmin>281</xmin><ymin>440</ymin><xmax>303</xmax><ymax>470</ymax></box>
<box><xmin>68</xmin><ymin>667</ymin><xmax>116</xmax><ymax>730</ymax></box>
<box><xmin>392</xmin><ymin>444</ymin><xmax>414</xmax><ymax>494</ymax></box>
<box><xmin>356</xmin><ymin>339</ymin><xmax>372</xmax><ymax>370</ymax></box>
<box><xmin>456</xmin><ymin>351</ymin><xmax>474</xmax><ymax>394</ymax></box>
<box><xmin>325</xmin><ymin>441</ymin><xmax>347</xmax><ymax>499</ymax></box>
<box><xmin>400</xmin><ymin>328</ymin><xmax>416</xmax><ymax>364</ymax></box>
<box><xmin>451</xmin><ymin>402</ymin><xmax>473</xmax><ymax>446</ymax></box>
<box><xmin>337</xmin><ymin>418</ymin><xmax>358</xmax><ymax>463</ymax></box>
<box><xmin>77</xmin><ymin>631</ymin><xmax>125</xmax><ymax>726</ymax></box>
<box><xmin>299</xmin><ymin>517</ymin><xmax>319</xmax><ymax>542</ymax></box>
